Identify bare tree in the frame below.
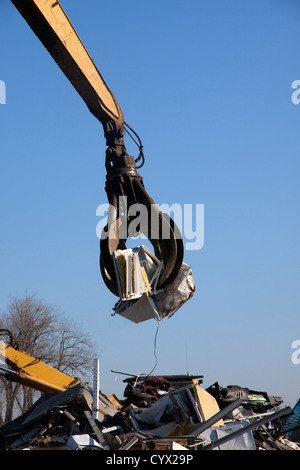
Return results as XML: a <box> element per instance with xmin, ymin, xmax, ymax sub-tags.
<box><xmin>0</xmin><ymin>293</ymin><xmax>97</xmax><ymax>425</ymax></box>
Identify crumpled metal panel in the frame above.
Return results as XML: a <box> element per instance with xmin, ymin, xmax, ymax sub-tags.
<box><xmin>113</xmin><ymin>262</ymin><xmax>195</xmax><ymax>323</ymax></box>
<box><xmin>151</xmin><ymin>262</ymin><xmax>195</xmax><ymax>320</ymax></box>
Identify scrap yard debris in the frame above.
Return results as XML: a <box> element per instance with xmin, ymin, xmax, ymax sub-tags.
<box><xmin>0</xmin><ymin>365</ymin><xmax>299</xmax><ymax>451</ymax></box>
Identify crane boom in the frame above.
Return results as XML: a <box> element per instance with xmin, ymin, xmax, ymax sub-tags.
<box><xmin>0</xmin><ymin>340</ymin><xmax>80</xmax><ymax>394</ymax></box>
<box><xmin>11</xmin><ymin>0</ymin><xmax>124</xmax><ymax>143</ymax></box>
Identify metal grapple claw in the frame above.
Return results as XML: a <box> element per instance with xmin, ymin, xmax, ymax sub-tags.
<box><xmin>99</xmin><ymin>146</ymin><xmax>184</xmax><ymax>296</ymax></box>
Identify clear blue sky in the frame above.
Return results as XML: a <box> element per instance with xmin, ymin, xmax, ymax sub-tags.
<box><xmin>1</xmin><ymin>0</ymin><xmax>300</xmax><ymax>405</ymax></box>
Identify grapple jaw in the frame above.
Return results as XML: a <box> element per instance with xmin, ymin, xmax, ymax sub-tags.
<box><xmin>99</xmin><ymin>144</ymin><xmax>184</xmax><ymax>297</ymax></box>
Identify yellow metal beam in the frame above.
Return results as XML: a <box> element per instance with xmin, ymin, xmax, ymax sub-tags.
<box><xmin>10</xmin><ymin>0</ymin><xmax>124</xmax><ymax>134</ymax></box>
<box><xmin>0</xmin><ymin>341</ymin><xmax>80</xmax><ymax>394</ymax></box>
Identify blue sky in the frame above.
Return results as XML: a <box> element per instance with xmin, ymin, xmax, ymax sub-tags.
<box><xmin>1</xmin><ymin>0</ymin><xmax>300</xmax><ymax>405</ymax></box>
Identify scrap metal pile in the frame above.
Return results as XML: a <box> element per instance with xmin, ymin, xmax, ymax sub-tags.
<box><xmin>0</xmin><ymin>372</ymin><xmax>300</xmax><ymax>451</ymax></box>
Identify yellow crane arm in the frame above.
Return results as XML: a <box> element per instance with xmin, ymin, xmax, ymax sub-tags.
<box><xmin>0</xmin><ymin>340</ymin><xmax>80</xmax><ymax>394</ymax></box>
<box><xmin>11</xmin><ymin>0</ymin><xmax>124</xmax><ymax>143</ymax></box>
